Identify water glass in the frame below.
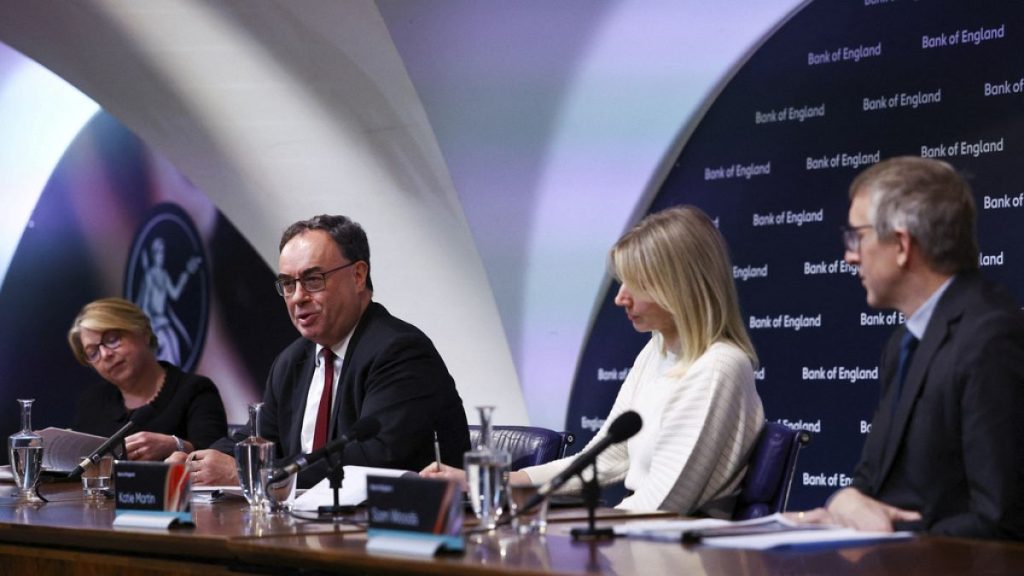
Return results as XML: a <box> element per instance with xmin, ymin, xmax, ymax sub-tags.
<box><xmin>81</xmin><ymin>455</ymin><xmax>114</xmax><ymax>499</ymax></box>
<box><xmin>262</xmin><ymin>464</ymin><xmax>296</xmax><ymax>512</ymax></box>
<box><xmin>509</xmin><ymin>483</ymin><xmax>549</xmax><ymax>535</ymax></box>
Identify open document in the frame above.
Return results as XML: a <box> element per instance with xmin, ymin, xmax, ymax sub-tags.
<box><xmin>292</xmin><ymin>465</ymin><xmax>416</xmax><ymax>511</ymax></box>
<box><xmin>36</xmin><ymin>427</ymin><xmax>108</xmax><ymax>473</ymax></box>
<box><xmin>614</xmin><ymin>512</ymin><xmax>913</xmax><ymax>550</ymax></box>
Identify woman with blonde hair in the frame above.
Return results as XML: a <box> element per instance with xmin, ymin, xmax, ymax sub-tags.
<box><xmin>425</xmin><ymin>206</ymin><xmax>764</xmax><ymax>516</ymax></box>
<box><xmin>68</xmin><ymin>297</ymin><xmax>227</xmax><ymax>460</ymax></box>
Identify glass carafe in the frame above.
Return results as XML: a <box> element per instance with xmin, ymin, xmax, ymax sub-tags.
<box><xmin>8</xmin><ymin>399</ymin><xmax>43</xmax><ymax>501</ymax></box>
<box><xmin>234</xmin><ymin>402</ymin><xmax>274</xmax><ymax>510</ymax></box>
<box><xmin>463</xmin><ymin>406</ymin><xmax>511</xmax><ymax>530</ymax></box>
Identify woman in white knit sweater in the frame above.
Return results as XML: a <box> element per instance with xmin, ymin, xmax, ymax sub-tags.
<box><xmin>424</xmin><ymin>206</ymin><xmax>764</xmax><ymax>516</ymax></box>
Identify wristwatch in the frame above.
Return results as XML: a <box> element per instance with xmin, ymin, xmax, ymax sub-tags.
<box><xmin>173</xmin><ymin>435</ymin><xmax>186</xmax><ymax>453</ymax></box>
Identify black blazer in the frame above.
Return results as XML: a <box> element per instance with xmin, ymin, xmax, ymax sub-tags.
<box><xmin>852</xmin><ymin>271</ymin><xmax>1024</xmax><ymax>539</ymax></box>
<box><xmin>218</xmin><ymin>302</ymin><xmax>470</xmax><ymax>487</ymax></box>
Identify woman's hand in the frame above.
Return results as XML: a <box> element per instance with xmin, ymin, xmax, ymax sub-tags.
<box><xmin>125</xmin><ymin>431</ymin><xmax>178</xmax><ymax>461</ymax></box>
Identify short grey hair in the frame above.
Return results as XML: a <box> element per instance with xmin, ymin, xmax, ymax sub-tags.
<box><xmin>849</xmin><ymin>156</ymin><xmax>978</xmax><ymax>274</ymax></box>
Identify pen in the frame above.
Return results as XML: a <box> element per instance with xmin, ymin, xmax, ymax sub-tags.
<box><xmin>433</xmin><ymin>431</ymin><xmax>443</xmax><ymax>472</ymax></box>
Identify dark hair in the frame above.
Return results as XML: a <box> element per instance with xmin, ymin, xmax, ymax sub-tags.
<box><xmin>279</xmin><ymin>214</ymin><xmax>373</xmax><ymax>291</ymax></box>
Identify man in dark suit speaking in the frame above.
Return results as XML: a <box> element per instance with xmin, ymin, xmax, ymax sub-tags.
<box><xmin>179</xmin><ymin>214</ymin><xmax>470</xmax><ymax>487</ymax></box>
<box><xmin>804</xmin><ymin>157</ymin><xmax>1024</xmax><ymax>539</ymax></box>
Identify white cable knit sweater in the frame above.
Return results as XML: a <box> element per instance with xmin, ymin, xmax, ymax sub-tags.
<box><xmin>524</xmin><ymin>339</ymin><xmax>764</xmax><ymax>516</ymax></box>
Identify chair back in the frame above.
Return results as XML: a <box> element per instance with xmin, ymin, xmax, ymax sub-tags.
<box><xmin>732</xmin><ymin>422</ymin><xmax>811</xmax><ymax>520</ymax></box>
<box><xmin>468</xmin><ymin>425</ymin><xmax>576</xmax><ymax>470</ymax></box>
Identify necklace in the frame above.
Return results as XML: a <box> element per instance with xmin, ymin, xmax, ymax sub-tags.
<box><xmin>123</xmin><ymin>367</ymin><xmax>166</xmax><ymax>410</ymax></box>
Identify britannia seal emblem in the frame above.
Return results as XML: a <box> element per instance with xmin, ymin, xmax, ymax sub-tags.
<box><xmin>123</xmin><ymin>204</ymin><xmax>209</xmax><ymax>371</ymax></box>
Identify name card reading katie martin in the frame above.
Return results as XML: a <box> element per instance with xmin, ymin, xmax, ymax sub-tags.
<box><xmin>112</xmin><ymin>461</ymin><xmax>193</xmax><ymax>529</ymax></box>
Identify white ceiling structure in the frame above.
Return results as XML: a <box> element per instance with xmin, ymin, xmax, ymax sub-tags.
<box><xmin>0</xmin><ymin>0</ymin><xmax>804</xmax><ymax>428</ymax></box>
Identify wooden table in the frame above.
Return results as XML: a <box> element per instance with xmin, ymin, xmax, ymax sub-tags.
<box><xmin>1</xmin><ymin>482</ymin><xmax>1022</xmax><ymax>575</ymax></box>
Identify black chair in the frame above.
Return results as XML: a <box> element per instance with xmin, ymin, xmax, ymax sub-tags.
<box><xmin>732</xmin><ymin>422</ymin><xmax>812</xmax><ymax>520</ymax></box>
<box><xmin>468</xmin><ymin>425</ymin><xmax>576</xmax><ymax>470</ymax></box>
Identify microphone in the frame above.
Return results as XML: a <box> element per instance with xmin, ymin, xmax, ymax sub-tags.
<box><xmin>68</xmin><ymin>404</ymin><xmax>156</xmax><ymax>479</ymax></box>
<box><xmin>270</xmin><ymin>416</ymin><xmax>381</xmax><ymax>483</ymax></box>
<box><xmin>520</xmin><ymin>410</ymin><xmax>642</xmax><ymax>513</ymax></box>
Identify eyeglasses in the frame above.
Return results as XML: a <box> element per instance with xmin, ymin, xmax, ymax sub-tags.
<box><xmin>841</xmin><ymin>224</ymin><xmax>874</xmax><ymax>252</ymax></box>
<box><xmin>274</xmin><ymin>261</ymin><xmax>358</xmax><ymax>297</ymax></box>
<box><xmin>84</xmin><ymin>331</ymin><xmax>123</xmax><ymax>363</ymax></box>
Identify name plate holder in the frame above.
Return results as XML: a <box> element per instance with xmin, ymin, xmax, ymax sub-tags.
<box><xmin>365</xmin><ymin>475</ymin><xmax>464</xmax><ymax>557</ymax></box>
<box><xmin>112</xmin><ymin>461</ymin><xmax>194</xmax><ymax>529</ymax></box>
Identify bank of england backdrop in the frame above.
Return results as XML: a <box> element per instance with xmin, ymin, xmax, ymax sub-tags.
<box><xmin>568</xmin><ymin>0</ymin><xmax>1024</xmax><ymax>509</ymax></box>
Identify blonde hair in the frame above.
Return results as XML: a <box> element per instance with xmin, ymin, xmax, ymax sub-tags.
<box><xmin>68</xmin><ymin>297</ymin><xmax>157</xmax><ymax>365</ymax></box>
<box><xmin>611</xmin><ymin>206</ymin><xmax>757</xmax><ymax>372</ymax></box>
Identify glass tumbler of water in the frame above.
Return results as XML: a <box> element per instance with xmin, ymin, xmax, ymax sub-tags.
<box><xmin>8</xmin><ymin>399</ymin><xmax>43</xmax><ymax>502</ymax></box>
<box><xmin>464</xmin><ymin>406</ymin><xmax>511</xmax><ymax>530</ymax></box>
<box><xmin>509</xmin><ymin>483</ymin><xmax>549</xmax><ymax>535</ymax></box>
<box><xmin>235</xmin><ymin>402</ymin><xmax>274</xmax><ymax>510</ymax></box>
<box><xmin>81</xmin><ymin>455</ymin><xmax>114</xmax><ymax>499</ymax></box>
<box><xmin>262</xmin><ymin>461</ymin><xmax>297</xmax><ymax>513</ymax></box>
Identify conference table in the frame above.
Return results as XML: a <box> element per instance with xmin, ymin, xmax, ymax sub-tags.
<box><xmin>1</xmin><ymin>482</ymin><xmax>1022</xmax><ymax>575</ymax></box>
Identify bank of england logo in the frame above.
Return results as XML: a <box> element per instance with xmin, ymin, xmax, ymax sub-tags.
<box><xmin>123</xmin><ymin>204</ymin><xmax>209</xmax><ymax>372</ymax></box>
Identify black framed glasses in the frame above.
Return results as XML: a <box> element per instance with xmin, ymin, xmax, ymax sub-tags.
<box><xmin>841</xmin><ymin>224</ymin><xmax>874</xmax><ymax>252</ymax></box>
<box><xmin>84</xmin><ymin>330</ymin><xmax>123</xmax><ymax>363</ymax></box>
<box><xmin>274</xmin><ymin>261</ymin><xmax>358</xmax><ymax>297</ymax></box>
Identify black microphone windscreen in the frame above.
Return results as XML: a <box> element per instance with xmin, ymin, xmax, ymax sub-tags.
<box><xmin>607</xmin><ymin>411</ymin><xmax>642</xmax><ymax>442</ymax></box>
<box><xmin>350</xmin><ymin>416</ymin><xmax>381</xmax><ymax>440</ymax></box>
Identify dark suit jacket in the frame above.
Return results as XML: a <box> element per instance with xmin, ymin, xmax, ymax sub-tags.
<box><xmin>217</xmin><ymin>302</ymin><xmax>470</xmax><ymax>487</ymax></box>
<box><xmin>852</xmin><ymin>271</ymin><xmax>1024</xmax><ymax>539</ymax></box>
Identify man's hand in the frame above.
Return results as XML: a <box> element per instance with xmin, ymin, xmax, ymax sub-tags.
<box><xmin>823</xmin><ymin>487</ymin><xmax>921</xmax><ymax>532</ymax></box>
<box><xmin>167</xmin><ymin>449</ymin><xmax>239</xmax><ymax>486</ymax></box>
<box><xmin>125</xmin><ymin>431</ymin><xmax>177</xmax><ymax>461</ymax></box>
<box><xmin>419</xmin><ymin>463</ymin><xmax>534</xmax><ymax>491</ymax></box>
<box><xmin>419</xmin><ymin>462</ymin><xmax>468</xmax><ymax>489</ymax></box>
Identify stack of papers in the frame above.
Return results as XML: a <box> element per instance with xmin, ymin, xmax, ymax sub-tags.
<box><xmin>292</xmin><ymin>465</ymin><xmax>414</xmax><ymax>511</ymax></box>
<box><xmin>614</xmin><ymin>513</ymin><xmax>914</xmax><ymax>550</ymax></box>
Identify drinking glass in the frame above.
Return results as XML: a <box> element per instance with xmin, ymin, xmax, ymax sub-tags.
<box><xmin>8</xmin><ymin>399</ymin><xmax>43</xmax><ymax>502</ymax></box>
<box><xmin>235</xmin><ymin>402</ymin><xmax>274</xmax><ymax>510</ymax></box>
<box><xmin>262</xmin><ymin>461</ymin><xmax>296</xmax><ymax>513</ymax></box>
<box><xmin>509</xmin><ymin>483</ymin><xmax>550</xmax><ymax>535</ymax></box>
<box><xmin>81</xmin><ymin>454</ymin><xmax>114</xmax><ymax>499</ymax></box>
<box><xmin>464</xmin><ymin>406</ymin><xmax>511</xmax><ymax>530</ymax></box>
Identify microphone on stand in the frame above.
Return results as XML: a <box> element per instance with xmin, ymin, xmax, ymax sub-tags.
<box><xmin>270</xmin><ymin>416</ymin><xmax>381</xmax><ymax>483</ymax></box>
<box><xmin>519</xmin><ymin>410</ymin><xmax>643</xmax><ymax>513</ymax></box>
<box><xmin>68</xmin><ymin>404</ymin><xmax>156</xmax><ymax>479</ymax></box>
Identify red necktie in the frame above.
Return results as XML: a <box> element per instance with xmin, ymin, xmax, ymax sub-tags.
<box><xmin>313</xmin><ymin>348</ymin><xmax>335</xmax><ymax>451</ymax></box>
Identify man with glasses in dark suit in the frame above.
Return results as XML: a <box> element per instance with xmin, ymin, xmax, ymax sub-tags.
<box><xmin>798</xmin><ymin>157</ymin><xmax>1024</xmax><ymax>540</ymax></box>
<box><xmin>177</xmin><ymin>214</ymin><xmax>470</xmax><ymax>487</ymax></box>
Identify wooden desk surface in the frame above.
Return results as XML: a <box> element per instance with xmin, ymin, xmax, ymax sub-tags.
<box><xmin>2</xmin><ymin>482</ymin><xmax>1023</xmax><ymax>575</ymax></box>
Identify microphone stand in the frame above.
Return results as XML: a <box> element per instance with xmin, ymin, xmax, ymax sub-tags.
<box><xmin>317</xmin><ymin>448</ymin><xmax>355</xmax><ymax>518</ymax></box>
<box><xmin>570</xmin><ymin>461</ymin><xmax>614</xmax><ymax>541</ymax></box>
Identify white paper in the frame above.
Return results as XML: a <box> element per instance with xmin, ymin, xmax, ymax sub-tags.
<box><xmin>612</xmin><ymin>517</ymin><xmax>731</xmax><ymax>541</ymax></box>
<box><xmin>615</xmin><ymin>512</ymin><xmax>913</xmax><ymax>549</ymax></box>
<box><xmin>36</xmin><ymin>427</ymin><xmax>107</xmax><ymax>472</ymax></box>
<box><xmin>699</xmin><ymin>528</ymin><xmax>913</xmax><ymax>550</ymax></box>
<box><xmin>291</xmin><ymin>465</ymin><xmax>413</xmax><ymax>511</ymax></box>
